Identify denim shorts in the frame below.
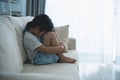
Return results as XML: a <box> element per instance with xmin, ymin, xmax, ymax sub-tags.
<box><xmin>32</xmin><ymin>52</ymin><xmax>59</xmax><ymax>65</ymax></box>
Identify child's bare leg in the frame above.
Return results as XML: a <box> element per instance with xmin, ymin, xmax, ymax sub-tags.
<box><xmin>42</xmin><ymin>31</ymin><xmax>76</xmax><ymax>63</ymax></box>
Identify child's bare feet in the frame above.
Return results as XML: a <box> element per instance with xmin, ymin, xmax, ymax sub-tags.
<box><xmin>59</xmin><ymin>57</ymin><xmax>77</xmax><ymax>63</ymax></box>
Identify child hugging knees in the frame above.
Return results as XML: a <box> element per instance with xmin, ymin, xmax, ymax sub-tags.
<box><xmin>23</xmin><ymin>14</ymin><xmax>76</xmax><ymax>65</ymax></box>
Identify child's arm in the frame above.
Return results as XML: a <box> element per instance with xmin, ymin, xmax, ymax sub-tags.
<box><xmin>35</xmin><ymin>44</ymin><xmax>65</xmax><ymax>54</ymax></box>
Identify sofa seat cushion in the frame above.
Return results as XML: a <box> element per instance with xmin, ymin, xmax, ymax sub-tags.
<box><xmin>22</xmin><ymin>50</ymin><xmax>80</xmax><ymax>80</ymax></box>
<box><xmin>22</xmin><ymin>64</ymin><xmax>79</xmax><ymax>80</ymax></box>
<box><xmin>0</xmin><ymin>72</ymin><xmax>79</xmax><ymax>80</ymax></box>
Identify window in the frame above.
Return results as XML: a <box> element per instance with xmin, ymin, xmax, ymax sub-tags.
<box><xmin>45</xmin><ymin>0</ymin><xmax>120</xmax><ymax>63</ymax></box>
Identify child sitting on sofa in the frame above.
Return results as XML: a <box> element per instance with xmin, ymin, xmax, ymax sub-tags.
<box><xmin>23</xmin><ymin>14</ymin><xmax>76</xmax><ymax>65</ymax></box>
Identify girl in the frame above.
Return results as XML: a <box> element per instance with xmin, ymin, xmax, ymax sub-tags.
<box><xmin>23</xmin><ymin>14</ymin><xmax>76</xmax><ymax>65</ymax></box>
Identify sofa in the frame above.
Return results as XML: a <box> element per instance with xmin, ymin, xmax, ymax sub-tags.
<box><xmin>0</xmin><ymin>15</ymin><xmax>80</xmax><ymax>80</ymax></box>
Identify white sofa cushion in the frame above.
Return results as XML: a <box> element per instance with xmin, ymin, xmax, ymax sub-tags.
<box><xmin>0</xmin><ymin>16</ymin><xmax>23</xmax><ymax>72</ymax></box>
<box><xmin>10</xmin><ymin>16</ymin><xmax>34</xmax><ymax>63</ymax></box>
<box><xmin>0</xmin><ymin>72</ymin><xmax>78</xmax><ymax>80</ymax></box>
<box><xmin>22</xmin><ymin>64</ymin><xmax>79</xmax><ymax>80</ymax></box>
<box><xmin>22</xmin><ymin>51</ymin><xmax>80</xmax><ymax>80</ymax></box>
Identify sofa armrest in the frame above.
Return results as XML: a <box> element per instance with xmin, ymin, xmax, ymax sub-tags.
<box><xmin>68</xmin><ymin>37</ymin><xmax>76</xmax><ymax>50</ymax></box>
<box><xmin>0</xmin><ymin>72</ymin><xmax>74</xmax><ymax>80</ymax></box>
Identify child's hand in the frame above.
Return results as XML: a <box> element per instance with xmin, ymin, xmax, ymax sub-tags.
<box><xmin>60</xmin><ymin>43</ymin><xmax>65</xmax><ymax>52</ymax></box>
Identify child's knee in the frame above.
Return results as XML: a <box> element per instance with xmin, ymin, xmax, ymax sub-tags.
<box><xmin>45</xmin><ymin>31</ymin><xmax>56</xmax><ymax>38</ymax></box>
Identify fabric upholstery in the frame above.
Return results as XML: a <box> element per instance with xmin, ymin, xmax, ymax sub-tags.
<box><xmin>55</xmin><ymin>25</ymin><xmax>69</xmax><ymax>45</ymax></box>
<box><xmin>0</xmin><ymin>72</ymin><xmax>79</xmax><ymax>80</ymax></box>
<box><xmin>10</xmin><ymin>16</ymin><xmax>34</xmax><ymax>62</ymax></box>
<box><xmin>0</xmin><ymin>16</ymin><xmax>23</xmax><ymax>72</ymax></box>
<box><xmin>68</xmin><ymin>37</ymin><xmax>76</xmax><ymax>50</ymax></box>
<box><xmin>22</xmin><ymin>64</ymin><xmax>79</xmax><ymax>80</ymax></box>
<box><xmin>22</xmin><ymin>52</ymin><xmax>79</xmax><ymax>80</ymax></box>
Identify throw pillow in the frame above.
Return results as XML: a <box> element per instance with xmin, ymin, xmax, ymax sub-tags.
<box><xmin>55</xmin><ymin>25</ymin><xmax>69</xmax><ymax>52</ymax></box>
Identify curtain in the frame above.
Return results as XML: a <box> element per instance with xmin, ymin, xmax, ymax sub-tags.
<box><xmin>115</xmin><ymin>0</ymin><xmax>120</xmax><ymax>64</ymax></box>
<box><xmin>26</xmin><ymin>0</ymin><xmax>46</xmax><ymax>16</ymax></box>
<box><xmin>45</xmin><ymin>0</ymin><xmax>116</xmax><ymax>63</ymax></box>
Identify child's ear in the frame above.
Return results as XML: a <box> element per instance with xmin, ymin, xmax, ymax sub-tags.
<box><xmin>35</xmin><ymin>26</ymin><xmax>40</xmax><ymax>31</ymax></box>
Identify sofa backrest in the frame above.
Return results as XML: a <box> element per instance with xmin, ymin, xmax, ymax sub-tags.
<box><xmin>10</xmin><ymin>16</ymin><xmax>34</xmax><ymax>63</ymax></box>
<box><xmin>0</xmin><ymin>16</ymin><xmax>24</xmax><ymax>72</ymax></box>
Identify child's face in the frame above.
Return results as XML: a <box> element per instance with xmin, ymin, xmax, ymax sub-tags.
<box><xmin>33</xmin><ymin>27</ymin><xmax>45</xmax><ymax>37</ymax></box>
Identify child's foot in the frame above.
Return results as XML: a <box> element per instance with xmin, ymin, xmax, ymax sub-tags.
<box><xmin>59</xmin><ymin>57</ymin><xmax>77</xmax><ymax>63</ymax></box>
